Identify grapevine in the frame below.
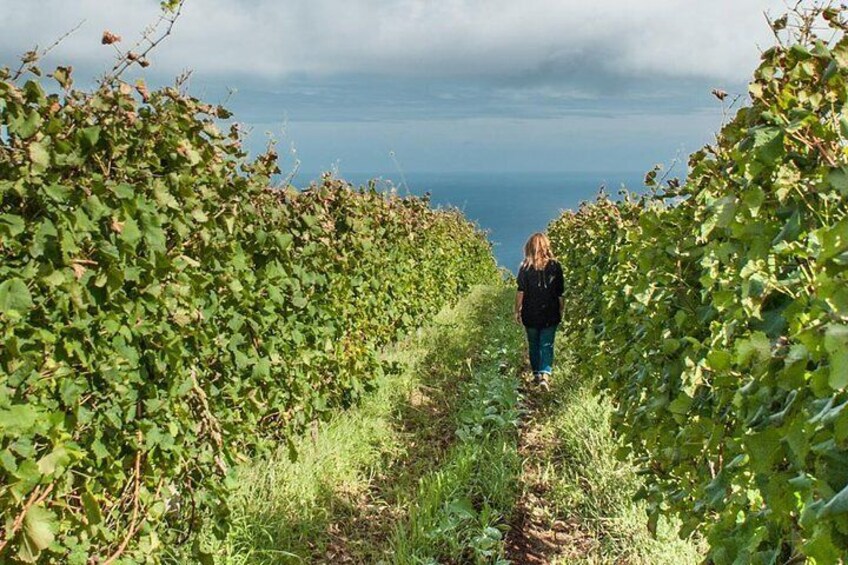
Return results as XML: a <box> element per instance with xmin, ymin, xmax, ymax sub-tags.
<box><xmin>548</xmin><ymin>5</ymin><xmax>848</xmax><ymax>562</ymax></box>
<box><xmin>0</xmin><ymin>62</ymin><xmax>498</xmax><ymax>562</ymax></box>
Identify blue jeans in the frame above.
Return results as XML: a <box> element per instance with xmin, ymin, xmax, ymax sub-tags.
<box><xmin>525</xmin><ymin>325</ymin><xmax>558</xmax><ymax>374</ymax></box>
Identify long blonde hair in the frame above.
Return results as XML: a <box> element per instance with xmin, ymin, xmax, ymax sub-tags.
<box><xmin>521</xmin><ymin>232</ymin><xmax>555</xmax><ymax>270</ymax></box>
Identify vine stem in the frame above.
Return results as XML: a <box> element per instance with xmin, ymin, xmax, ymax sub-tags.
<box><xmin>783</xmin><ymin>553</ymin><xmax>807</xmax><ymax>565</ymax></box>
<box><xmin>106</xmin><ymin>0</ymin><xmax>186</xmax><ymax>81</ymax></box>
<box><xmin>11</xmin><ymin>20</ymin><xmax>85</xmax><ymax>81</ymax></box>
<box><xmin>102</xmin><ymin>430</ymin><xmax>143</xmax><ymax>565</ymax></box>
<box><xmin>0</xmin><ymin>483</ymin><xmax>55</xmax><ymax>555</ymax></box>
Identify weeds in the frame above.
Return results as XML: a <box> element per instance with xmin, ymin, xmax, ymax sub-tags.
<box><xmin>390</xmin><ymin>294</ymin><xmax>523</xmax><ymax>563</ymax></box>
<box><xmin>521</xmin><ymin>358</ymin><xmax>705</xmax><ymax>564</ymax></box>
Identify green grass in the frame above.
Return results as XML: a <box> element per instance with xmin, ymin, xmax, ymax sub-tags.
<box><xmin>528</xmin><ymin>355</ymin><xmax>706</xmax><ymax>564</ymax></box>
<box><xmin>390</xmin><ymin>286</ymin><xmax>523</xmax><ymax>564</ymax></box>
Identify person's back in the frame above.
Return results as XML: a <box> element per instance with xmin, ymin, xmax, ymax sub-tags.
<box><xmin>516</xmin><ymin>260</ymin><xmax>563</xmax><ymax>329</ymax></box>
<box><xmin>514</xmin><ymin>233</ymin><xmax>564</xmax><ymax>388</ymax></box>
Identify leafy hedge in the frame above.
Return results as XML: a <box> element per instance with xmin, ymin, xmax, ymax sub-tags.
<box><xmin>0</xmin><ymin>64</ymin><xmax>498</xmax><ymax>562</ymax></box>
<box><xmin>548</xmin><ymin>7</ymin><xmax>848</xmax><ymax>563</ymax></box>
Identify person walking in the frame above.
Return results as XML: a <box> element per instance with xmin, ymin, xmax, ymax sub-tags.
<box><xmin>514</xmin><ymin>233</ymin><xmax>564</xmax><ymax>389</ymax></box>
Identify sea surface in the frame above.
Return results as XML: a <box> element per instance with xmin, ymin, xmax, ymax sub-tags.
<box><xmin>295</xmin><ymin>171</ymin><xmax>645</xmax><ymax>272</ymax></box>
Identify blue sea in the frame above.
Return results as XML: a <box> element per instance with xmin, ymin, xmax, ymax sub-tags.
<box><xmin>295</xmin><ymin>171</ymin><xmax>644</xmax><ymax>272</ymax></box>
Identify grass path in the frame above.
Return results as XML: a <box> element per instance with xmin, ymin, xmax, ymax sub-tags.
<box><xmin>505</xmin><ymin>351</ymin><xmax>706</xmax><ymax>564</ymax></box>
<box><xmin>182</xmin><ymin>284</ymin><xmax>705</xmax><ymax>563</ymax></box>
<box><xmin>389</xmin><ymin>286</ymin><xmax>522</xmax><ymax>563</ymax></box>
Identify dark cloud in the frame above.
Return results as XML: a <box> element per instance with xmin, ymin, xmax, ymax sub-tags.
<box><xmin>0</xmin><ymin>0</ymin><xmax>791</xmax><ymax>172</ymax></box>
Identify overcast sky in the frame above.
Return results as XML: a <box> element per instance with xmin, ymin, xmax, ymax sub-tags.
<box><xmin>1</xmin><ymin>0</ymin><xmax>790</xmax><ymax>176</ymax></box>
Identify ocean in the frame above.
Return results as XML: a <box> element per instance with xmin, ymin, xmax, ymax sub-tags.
<box><xmin>295</xmin><ymin>171</ymin><xmax>645</xmax><ymax>272</ymax></box>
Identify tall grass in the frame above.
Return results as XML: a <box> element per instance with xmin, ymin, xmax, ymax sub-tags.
<box><xmin>390</xmin><ymin>289</ymin><xmax>523</xmax><ymax>563</ymax></box>
<box><xmin>535</xmin><ymin>361</ymin><xmax>705</xmax><ymax>564</ymax></box>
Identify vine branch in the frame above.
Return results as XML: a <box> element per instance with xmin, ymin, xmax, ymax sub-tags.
<box><xmin>11</xmin><ymin>19</ymin><xmax>86</xmax><ymax>81</ymax></box>
<box><xmin>102</xmin><ymin>430</ymin><xmax>144</xmax><ymax>565</ymax></box>
<box><xmin>0</xmin><ymin>483</ymin><xmax>56</xmax><ymax>556</ymax></box>
<box><xmin>106</xmin><ymin>0</ymin><xmax>186</xmax><ymax>81</ymax></box>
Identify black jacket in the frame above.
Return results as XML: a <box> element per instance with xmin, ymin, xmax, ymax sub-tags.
<box><xmin>517</xmin><ymin>260</ymin><xmax>564</xmax><ymax>329</ymax></box>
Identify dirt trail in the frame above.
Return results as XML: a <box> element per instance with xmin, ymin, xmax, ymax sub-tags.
<box><xmin>504</xmin><ymin>381</ymin><xmax>595</xmax><ymax>564</ymax></box>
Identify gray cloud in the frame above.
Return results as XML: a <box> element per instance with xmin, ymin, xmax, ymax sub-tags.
<box><xmin>0</xmin><ymin>0</ymin><xmax>797</xmax><ymax>174</ymax></box>
<box><xmin>210</xmin><ymin>74</ymin><xmax>724</xmax><ymax>126</ymax></box>
<box><xmin>2</xmin><ymin>0</ymin><xmax>787</xmax><ymax>84</ymax></box>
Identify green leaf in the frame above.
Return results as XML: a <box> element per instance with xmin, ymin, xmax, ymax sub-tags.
<box><xmin>707</xmin><ymin>350</ymin><xmax>732</xmax><ymax>371</ymax></box>
<box><xmin>834</xmin><ymin>42</ymin><xmax>848</xmax><ymax>68</ymax></box>
<box><xmin>747</xmin><ymin>429</ymin><xmax>781</xmax><ymax>474</ymax></box>
<box><xmin>828</xmin><ymin>167</ymin><xmax>848</xmax><ymax>196</ymax></box>
<box><xmin>735</xmin><ymin>332</ymin><xmax>771</xmax><ymax>366</ymax></box>
<box><xmin>42</xmin><ymin>270</ymin><xmax>66</xmax><ymax>287</ymax></box>
<box><xmin>37</xmin><ymin>446</ymin><xmax>70</xmax><ymax>476</ymax></box>
<box><xmin>0</xmin><ymin>213</ymin><xmax>26</xmax><ymax>236</ymax></box>
<box><xmin>646</xmin><ymin>510</ymin><xmax>659</xmax><ymax>536</ymax></box>
<box><xmin>0</xmin><ymin>278</ymin><xmax>34</xmax><ymax>315</ymax></box>
<box><xmin>819</xmin><ymin>483</ymin><xmax>848</xmax><ymax>518</ymax></box>
<box><xmin>81</xmin><ymin>491</ymin><xmax>103</xmax><ymax>526</ymax></box>
<box><xmin>824</xmin><ymin>324</ymin><xmax>848</xmax><ymax>389</ymax></box>
<box><xmin>143</xmin><ymin>223</ymin><xmax>166</xmax><ymax>252</ymax></box>
<box><xmin>447</xmin><ymin>497</ymin><xmax>476</xmax><ymax>519</ymax></box>
<box><xmin>11</xmin><ymin>110</ymin><xmax>42</xmax><ymax>139</ymax></box>
<box><xmin>112</xmin><ymin>183</ymin><xmax>135</xmax><ymax>199</ymax></box>
<box><xmin>773</xmin><ymin>209</ymin><xmax>801</xmax><ymax>244</ymax></box>
<box><xmin>43</xmin><ymin>184</ymin><xmax>71</xmax><ymax>202</ymax></box>
<box><xmin>28</xmin><ymin>141</ymin><xmax>50</xmax><ymax>172</ymax></box>
<box><xmin>119</xmin><ymin>217</ymin><xmax>142</xmax><ymax>247</ymax></box>
<box><xmin>714</xmin><ymin>196</ymin><xmax>737</xmax><ymax>229</ymax></box>
<box><xmin>819</xmin><ymin>218</ymin><xmax>848</xmax><ymax>262</ymax></box>
<box><xmin>17</xmin><ymin>505</ymin><xmax>55</xmax><ymax>563</ymax></box>
<box><xmin>804</xmin><ymin>525</ymin><xmax>842</xmax><ymax>564</ymax></box>
<box><xmin>276</xmin><ymin>233</ymin><xmax>294</xmax><ymax>250</ymax></box>
<box><xmin>90</xmin><ymin>439</ymin><xmax>108</xmax><ymax>461</ymax></box>
<box><xmin>668</xmin><ymin>394</ymin><xmax>692</xmax><ymax>415</ymax></box>
<box><xmin>751</xmin><ymin>126</ymin><xmax>784</xmax><ymax>162</ymax></box>
<box><xmin>82</xmin><ymin>126</ymin><xmax>101</xmax><ymax>148</ymax></box>
<box><xmin>0</xmin><ymin>405</ymin><xmax>39</xmax><ymax>433</ymax></box>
